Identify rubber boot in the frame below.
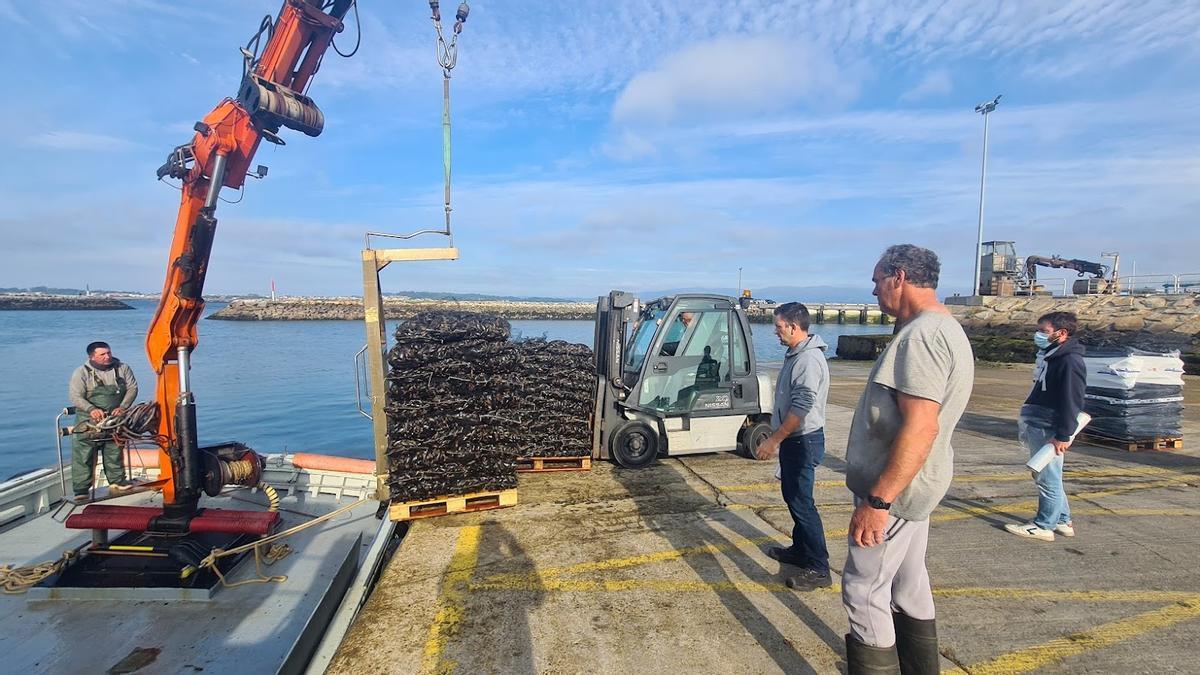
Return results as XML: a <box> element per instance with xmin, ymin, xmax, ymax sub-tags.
<box><xmin>893</xmin><ymin>612</ymin><xmax>939</xmax><ymax>675</ymax></box>
<box><xmin>845</xmin><ymin>634</ymin><xmax>900</xmax><ymax>675</ymax></box>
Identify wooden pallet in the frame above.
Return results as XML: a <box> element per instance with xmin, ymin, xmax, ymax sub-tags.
<box><xmin>516</xmin><ymin>456</ymin><xmax>592</xmax><ymax>473</ymax></box>
<box><xmin>389</xmin><ymin>488</ymin><xmax>518</xmax><ymax>522</ymax></box>
<box><xmin>1079</xmin><ymin>432</ymin><xmax>1183</xmax><ymax>452</ymax></box>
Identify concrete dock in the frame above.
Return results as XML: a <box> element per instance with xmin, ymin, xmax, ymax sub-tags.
<box><xmin>331</xmin><ymin>362</ymin><xmax>1200</xmax><ymax>674</ymax></box>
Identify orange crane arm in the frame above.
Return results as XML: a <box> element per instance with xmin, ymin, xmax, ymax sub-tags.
<box><xmin>145</xmin><ymin>0</ymin><xmax>355</xmax><ymax>508</ymax></box>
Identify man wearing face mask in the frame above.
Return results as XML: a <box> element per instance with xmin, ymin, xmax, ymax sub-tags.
<box><xmin>1004</xmin><ymin>312</ymin><xmax>1087</xmax><ymax>542</ymax></box>
<box><xmin>68</xmin><ymin>341</ymin><xmax>139</xmax><ymax>502</ymax></box>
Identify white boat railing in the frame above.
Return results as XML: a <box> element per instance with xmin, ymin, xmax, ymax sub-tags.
<box><xmin>1</xmin><ymin>407</ymin><xmax>378</xmax><ymax>530</ymax></box>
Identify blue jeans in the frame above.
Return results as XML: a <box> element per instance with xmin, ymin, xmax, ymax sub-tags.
<box><xmin>1019</xmin><ymin>407</ymin><xmax>1072</xmax><ymax>531</ymax></box>
<box><xmin>779</xmin><ymin>430</ymin><xmax>829</xmax><ymax>573</ymax></box>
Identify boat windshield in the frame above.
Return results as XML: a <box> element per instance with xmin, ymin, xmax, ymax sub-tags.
<box><xmin>623</xmin><ymin>308</ymin><xmax>665</xmax><ymax>375</ymax></box>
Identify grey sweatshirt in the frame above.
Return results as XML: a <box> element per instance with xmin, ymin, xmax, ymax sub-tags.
<box><xmin>772</xmin><ymin>334</ymin><xmax>829</xmax><ymax>436</ymax></box>
<box><xmin>69</xmin><ymin>360</ymin><xmax>139</xmax><ymax>413</ymax></box>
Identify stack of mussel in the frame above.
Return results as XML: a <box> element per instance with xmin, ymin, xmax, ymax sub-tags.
<box><xmin>385</xmin><ymin>311</ymin><xmax>594</xmax><ymax>502</ymax></box>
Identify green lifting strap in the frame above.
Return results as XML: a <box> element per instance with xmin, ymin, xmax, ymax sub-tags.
<box><xmin>431</xmin><ymin>1</ymin><xmax>468</xmax><ymax>238</ymax></box>
<box><xmin>443</xmin><ymin>76</ymin><xmax>453</xmax><ymax>233</ymax></box>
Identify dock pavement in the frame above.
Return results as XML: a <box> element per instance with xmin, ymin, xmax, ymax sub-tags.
<box><xmin>331</xmin><ymin>362</ymin><xmax>1200</xmax><ymax>674</ymax></box>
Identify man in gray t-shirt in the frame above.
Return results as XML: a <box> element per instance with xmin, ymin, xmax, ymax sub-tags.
<box><xmin>841</xmin><ymin>245</ymin><xmax>974</xmax><ymax>675</ymax></box>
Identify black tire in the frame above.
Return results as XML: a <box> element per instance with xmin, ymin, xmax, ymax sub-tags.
<box><xmin>742</xmin><ymin>422</ymin><xmax>773</xmax><ymax>460</ymax></box>
<box><xmin>610</xmin><ymin>420</ymin><xmax>660</xmax><ymax>469</ymax></box>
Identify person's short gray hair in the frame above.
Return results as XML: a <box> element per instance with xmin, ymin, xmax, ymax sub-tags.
<box><xmin>877</xmin><ymin>244</ymin><xmax>940</xmax><ymax>289</ymax></box>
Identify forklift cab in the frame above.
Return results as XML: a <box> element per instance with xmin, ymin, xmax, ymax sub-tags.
<box><xmin>592</xmin><ymin>291</ymin><xmax>776</xmax><ymax>468</ymax></box>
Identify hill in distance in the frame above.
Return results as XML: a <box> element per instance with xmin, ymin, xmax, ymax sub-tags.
<box><xmin>637</xmin><ymin>285</ymin><xmax>878</xmax><ymax>304</ymax></box>
<box><xmin>383</xmin><ymin>290</ymin><xmax>592</xmax><ymax>302</ymax></box>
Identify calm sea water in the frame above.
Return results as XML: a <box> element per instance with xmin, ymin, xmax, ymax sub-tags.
<box><xmin>0</xmin><ymin>300</ymin><xmax>888</xmax><ymax>479</ymax></box>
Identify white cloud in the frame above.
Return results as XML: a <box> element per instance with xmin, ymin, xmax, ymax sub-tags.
<box><xmin>26</xmin><ymin>131</ymin><xmax>137</xmax><ymax>151</ymax></box>
<box><xmin>901</xmin><ymin>69</ymin><xmax>952</xmax><ymax>102</ymax></box>
<box><xmin>612</xmin><ymin>36</ymin><xmax>856</xmax><ymax>125</ymax></box>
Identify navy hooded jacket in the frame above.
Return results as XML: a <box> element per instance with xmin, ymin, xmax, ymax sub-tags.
<box><xmin>1024</xmin><ymin>337</ymin><xmax>1088</xmax><ymax>441</ymax></box>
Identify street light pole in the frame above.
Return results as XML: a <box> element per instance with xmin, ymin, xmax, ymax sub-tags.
<box><xmin>737</xmin><ymin>267</ymin><xmax>743</xmax><ymax>296</ymax></box>
<box><xmin>973</xmin><ymin>94</ymin><xmax>1001</xmax><ymax>296</ymax></box>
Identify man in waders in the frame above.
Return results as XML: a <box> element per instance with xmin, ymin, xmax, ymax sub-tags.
<box><xmin>67</xmin><ymin>341</ymin><xmax>138</xmax><ymax>502</ymax></box>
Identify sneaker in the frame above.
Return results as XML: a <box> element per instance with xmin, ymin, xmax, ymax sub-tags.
<box><xmin>765</xmin><ymin>546</ymin><xmax>807</xmax><ymax>567</ymax></box>
<box><xmin>786</xmin><ymin>568</ymin><xmax>833</xmax><ymax>591</ymax></box>
<box><xmin>1054</xmin><ymin>522</ymin><xmax>1075</xmax><ymax>537</ymax></box>
<box><xmin>1004</xmin><ymin>522</ymin><xmax>1055</xmax><ymax>542</ymax></box>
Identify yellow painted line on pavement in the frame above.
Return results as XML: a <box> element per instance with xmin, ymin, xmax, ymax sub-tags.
<box><xmin>481</xmin><ymin>479</ymin><xmax>1184</xmax><ymax>587</ymax></box>
<box><xmin>718</xmin><ymin>478</ymin><xmax>849</xmax><ymax>492</ymax></box>
<box><xmin>421</xmin><ymin>525</ymin><xmax>481</xmax><ymax>675</ymax></box>
<box><xmin>951</xmin><ymin>599</ymin><xmax>1200</xmax><ymax>675</ymax></box>
<box><xmin>822</xmin><ymin>480</ymin><xmax>1186</xmax><ymax>540</ymax></box>
<box><xmin>470</xmin><ymin>576</ymin><xmax>1200</xmax><ymax>606</ymax></box>
<box><xmin>1065</xmin><ymin>507</ymin><xmax>1200</xmax><ymax>519</ymax></box>
<box><xmin>933</xmin><ymin>587</ymin><xmax>1200</xmax><ymax>604</ymax></box>
<box><xmin>480</xmin><ymin>532</ymin><xmax>786</xmax><ymax>586</ymax></box>
<box><xmin>471</xmin><ymin>577</ymin><xmax>803</xmax><ymax>594</ymax></box>
<box><xmin>718</xmin><ymin>466</ymin><xmax>1198</xmax><ymax>493</ymax></box>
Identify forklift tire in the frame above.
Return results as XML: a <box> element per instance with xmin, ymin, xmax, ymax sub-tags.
<box><xmin>742</xmin><ymin>422</ymin><xmax>773</xmax><ymax>459</ymax></box>
<box><xmin>610</xmin><ymin>420</ymin><xmax>660</xmax><ymax>469</ymax></box>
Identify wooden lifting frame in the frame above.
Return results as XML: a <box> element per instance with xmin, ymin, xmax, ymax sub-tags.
<box><xmin>360</xmin><ymin>244</ymin><xmax>459</xmax><ymax>500</ymax></box>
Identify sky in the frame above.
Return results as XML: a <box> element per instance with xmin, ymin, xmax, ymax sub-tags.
<box><xmin>1</xmin><ymin>0</ymin><xmax>1198</xmax><ymax>300</ymax></box>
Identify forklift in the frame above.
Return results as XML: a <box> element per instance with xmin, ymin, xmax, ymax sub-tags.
<box><xmin>592</xmin><ymin>291</ymin><xmax>777</xmax><ymax>468</ymax></box>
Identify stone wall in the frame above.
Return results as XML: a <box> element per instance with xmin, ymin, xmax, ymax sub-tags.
<box><xmin>209</xmin><ymin>297</ymin><xmax>595</xmax><ymax>321</ymax></box>
<box><xmin>0</xmin><ymin>294</ymin><xmax>133</xmax><ymax>310</ymax></box>
<box><xmin>947</xmin><ymin>293</ymin><xmax>1200</xmax><ymax>371</ymax></box>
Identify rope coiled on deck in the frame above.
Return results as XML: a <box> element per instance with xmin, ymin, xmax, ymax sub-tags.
<box><xmin>1</xmin><ymin>550</ymin><xmax>78</xmax><ymax>594</ymax></box>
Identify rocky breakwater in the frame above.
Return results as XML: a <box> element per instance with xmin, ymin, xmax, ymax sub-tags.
<box><xmin>208</xmin><ymin>297</ymin><xmax>595</xmax><ymax>321</ymax></box>
<box><xmin>948</xmin><ymin>294</ymin><xmax>1200</xmax><ymax>373</ymax></box>
<box><xmin>0</xmin><ymin>294</ymin><xmax>133</xmax><ymax>310</ymax></box>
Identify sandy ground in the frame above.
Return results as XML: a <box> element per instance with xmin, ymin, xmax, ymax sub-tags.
<box><xmin>331</xmin><ymin>362</ymin><xmax>1200</xmax><ymax>674</ymax></box>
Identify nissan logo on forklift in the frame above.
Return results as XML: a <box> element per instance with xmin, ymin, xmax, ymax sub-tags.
<box><xmin>592</xmin><ymin>290</ymin><xmax>776</xmax><ymax>468</ymax></box>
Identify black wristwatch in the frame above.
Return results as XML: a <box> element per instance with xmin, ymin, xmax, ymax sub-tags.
<box><xmin>867</xmin><ymin>495</ymin><xmax>892</xmax><ymax>511</ymax></box>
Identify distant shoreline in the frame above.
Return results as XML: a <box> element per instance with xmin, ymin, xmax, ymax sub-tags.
<box><xmin>209</xmin><ymin>297</ymin><xmax>597</xmax><ymax>321</ymax></box>
<box><xmin>0</xmin><ymin>294</ymin><xmax>133</xmax><ymax>311</ymax></box>
<box><xmin>206</xmin><ymin>297</ymin><xmax>884</xmax><ymax>325</ymax></box>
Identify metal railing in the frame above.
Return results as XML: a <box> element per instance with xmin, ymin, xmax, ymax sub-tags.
<box><xmin>1115</xmin><ymin>274</ymin><xmax>1200</xmax><ymax>295</ymax></box>
<box><xmin>53</xmin><ymin>406</ymin><xmax>75</xmax><ymax>496</ymax></box>
<box><xmin>1022</xmin><ymin>273</ymin><xmax>1200</xmax><ymax>297</ymax></box>
<box><xmin>1014</xmin><ymin>278</ymin><xmax>1067</xmax><ymax>296</ymax></box>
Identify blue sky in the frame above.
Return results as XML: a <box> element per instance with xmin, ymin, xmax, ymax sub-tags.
<box><xmin>1</xmin><ymin>1</ymin><xmax>1198</xmax><ymax>299</ymax></box>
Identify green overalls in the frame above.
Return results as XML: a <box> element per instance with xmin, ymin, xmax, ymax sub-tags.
<box><xmin>71</xmin><ymin>365</ymin><xmax>128</xmax><ymax>496</ymax></box>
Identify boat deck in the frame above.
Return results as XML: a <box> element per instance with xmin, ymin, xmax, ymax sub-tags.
<box><xmin>1</xmin><ymin>479</ymin><xmax>382</xmax><ymax>673</ymax></box>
